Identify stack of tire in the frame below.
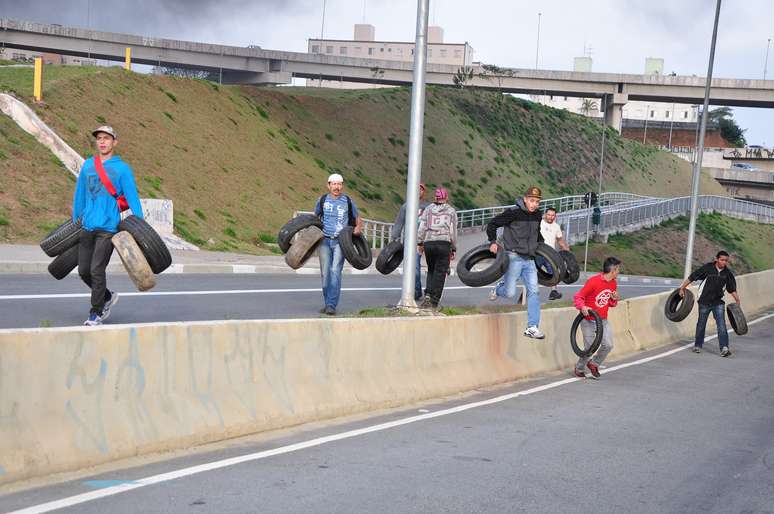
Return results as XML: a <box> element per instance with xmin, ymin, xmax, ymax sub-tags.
<box><xmin>40</xmin><ymin>216</ymin><xmax>172</xmax><ymax>291</ymax></box>
<box><xmin>455</xmin><ymin>242</ymin><xmax>581</xmax><ymax>288</ymax></box>
<box><xmin>278</xmin><ymin>214</ymin><xmax>373</xmax><ymax>270</ymax></box>
<box><xmin>664</xmin><ymin>288</ymin><xmax>748</xmax><ymax>335</ymax></box>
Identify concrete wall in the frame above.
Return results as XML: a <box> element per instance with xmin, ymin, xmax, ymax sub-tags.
<box><xmin>1</xmin><ymin>270</ymin><xmax>772</xmax><ymax>485</ymax></box>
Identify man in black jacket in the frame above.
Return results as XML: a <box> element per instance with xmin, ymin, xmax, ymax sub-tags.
<box><xmin>486</xmin><ymin>186</ymin><xmax>545</xmax><ymax>339</ymax></box>
<box><xmin>678</xmin><ymin>250</ymin><xmax>741</xmax><ymax>356</ymax></box>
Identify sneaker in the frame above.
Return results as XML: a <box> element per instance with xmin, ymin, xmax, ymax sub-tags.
<box><xmin>319</xmin><ymin>307</ymin><xmax>327</xmax><ymax>314</ymax></box>
<box><xmin>586</xmin><ymin>361</ymin><xmax>601</xmax><ymax>379</ymax></box>
<box><xmin>573</xmin><ymin>369</ymin><xmax>586</xmax><ymax>378</ymax></box>
<box><xmin>324</xmin><ymin>306</ymin><xmax>336</xmax><ymax>316</ymax></box>
<box><xmin>100</xmin><ymin>291</ymin><xmax>118</xmax><ymax>321</ymax></box>
<box><xmin>83</xmin><ymin>312</ymin><xmax>103</xmax><ymax>326</ymax></box>
<box><xmin>548</xmin><ymin>289</ymin><xmax>562</xmax><ymax>300</ymax></box>
<box><xmin>720</xmin><ymin>347</ymin><xmax>731</xmax><ymax>357</ymax></box>
<box><xmin>419</xmin><ymin>296</ymin><xmax>434</xmax><ymax>309</ymax></box>
<box><xmin>692</xmin><ymin>346</ymin><xmax>702</xmax><ymax>354</ymax></box>
<box><xmin>489</xmin><ymin>281</ymin><xmax>502</xmax><ymax>301</ymax></box>
<box><xmin>523</xmin><ymin>326</ymin><xmax>545</xmax><ymax>339</ymax></box>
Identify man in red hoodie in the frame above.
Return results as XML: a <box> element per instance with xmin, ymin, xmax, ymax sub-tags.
<box><xmin>573</xmin><ymin>257</ymin><xmax>622</xmax><ymax>379</ymax></box>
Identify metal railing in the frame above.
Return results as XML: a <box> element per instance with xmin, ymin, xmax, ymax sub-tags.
<box><xmin>296</xmin><ymin>193</ymin><xmax>774</xmax><ymax>249</ymax></box>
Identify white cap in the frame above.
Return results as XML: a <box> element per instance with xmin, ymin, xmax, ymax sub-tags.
<box><xmin>327</xmin><ymin>173</ymin><xmax>344</xmax><ymax>183</ymax></box>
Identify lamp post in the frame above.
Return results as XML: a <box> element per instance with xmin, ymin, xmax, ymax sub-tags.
<box><xmin>643</xmin><ymin>104</ymin><xmax>650</xmax><ymax>144</ymax></box>
<box><xmin>535</xmin><ymin>12</ymin><xmax>541</xmax><ymax>70</ymax></box>
<box><xmin>765</xmin><ymin>37</ymin><xmax>772</xmax><ymax>80</ymax></box>
<box><xmin>684</xmin><ymin>0</ymin><xmax>722</xmax><ymax>279</ymax></box>
<box><xmin>667</xmin><ymin>102</ymin><xmax>676</xmax><ymax>150</ymax></box>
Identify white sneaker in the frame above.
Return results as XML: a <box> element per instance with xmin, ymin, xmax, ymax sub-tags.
<box><xmin>84</xmin><ymin>312</ymin><xmax>103</xmax><ymax>326</ymax></box>
<box><xmin>489</xmin><ymin>281</ymin><xmax>502</xmax><ymax>301</ymax></box>
<box><xmin>720</xmin><ymin>346</ymin><xmax>731</xmax><ymax>357</ymax></box>
<box><xmin>524</xmin><ymin>326</ymin><xmax>545</xmax><ymax>339</ymax></box>
<box><xmin>100</xmin><ymin>291</ymin><xmax>119</xmax><ymax>321</ymax></box>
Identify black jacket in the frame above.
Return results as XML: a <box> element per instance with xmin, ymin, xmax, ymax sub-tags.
<box><xmin>688</xmin><ymin>262</ymin><xmax>737</xmax><ymax>306</ymax></box>
<box><xmin>485</xmin><ymin>198</ymin><xmax>543</xmax><ymax>257</ymax></box>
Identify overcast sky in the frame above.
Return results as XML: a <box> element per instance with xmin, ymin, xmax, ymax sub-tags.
<box><xmin>2</xmin><ymin>0</ymin><xmax>771</xmax><ymax>144</ymax></box>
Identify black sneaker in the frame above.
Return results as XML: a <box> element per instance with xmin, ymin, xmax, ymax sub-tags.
<box><xmin>548</xmin><ymin>290</ymin><xmax>562</xmax><ymax>300</ymax></box>
<box><xmin>720</xmin><ymin>346</ymin><xmax>731</xmax><ymax>357</ymax></box>
<box><xmin>419</xmin><ymin>296</ymin><xmax>434</xmax><ymax>309</ymax></box>
<box><xmin>692</xmin><ymin>346</ymin><xmax>702</xmax><ymax>354</ymax></box>
<box><xmin>324</xmin><ymin>306</ymin><xmax>336</xmax><ymax>316</ymax></box>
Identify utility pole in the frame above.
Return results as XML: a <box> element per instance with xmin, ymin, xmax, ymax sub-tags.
<box><xmin>765</xmin><ymin>37</ymin><xmax>772</xmax><ymax>80</ymax></box>
<box><xmin>684</xmin><ymin>0</ymin><xmax>722</xmax><ymax>279</ymax></box>
<box><xmin>535</xmin><ymin>12</ymin><xmax>542</xmax><ymax>70</ymax></box>
<box><xmin>398</xmin><ymin>0</ymin><xmax>430</xmax><ymax>309</ymax></box>
<box><xmin>667</xmin><ymin>102</ymin><xmax>676</xmax><ymax>150</ymax></box>
<box><xmin>643</xmin><ymin>104</ymin><xmax>650</xmax><ymax>144</ymax></box>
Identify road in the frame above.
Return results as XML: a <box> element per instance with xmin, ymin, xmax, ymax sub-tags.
<box><xmin>0</xmin><ymin>273</ymin><xmax>676</xmax><ymax>329</ymax></box>
<box><xmin>2</xmin><ymin>313</ymin><xmax>772</xmax><ymax>513</ymax></box>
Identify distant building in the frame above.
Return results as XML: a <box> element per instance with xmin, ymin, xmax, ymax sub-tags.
<box><xmin>307</xmin><ymin>24</ymin><xmax>474</xmax><ymax>89</ymax></box>
<box><xmin>0</xmin><ymin>47</ymin><xmax>96</xmax><ymax>66</ymax></box>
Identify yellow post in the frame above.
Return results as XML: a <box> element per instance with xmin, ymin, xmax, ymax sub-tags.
<box><xmin>33</xmin><ymin>57</ymin><xmax>42</xmax><ymax>102</ymax></box>
<box><xmin>125</xmin><ymin>47</ymin><xmax>131</xmax><ymax>70</ymax></box>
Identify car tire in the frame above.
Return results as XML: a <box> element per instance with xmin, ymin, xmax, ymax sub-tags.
<box><xmin>375</xmin><ymin>240</ymin><xmax>403</xmax><ymax>275</ymax></box>
<box><xmin>117</xmin><ymin>215</ymin><xmax>172</xmax><ymax>274</ymax></box>
<box><xmin>40</xmin><ymin>219</ymin><xmax>82</xmax><ymax>257</ymax></box>
<box><xmin>570</xmin><ymin>309</ymin><xmax>603</xmax><ymax>358</ymax></box>
<box><xmin>456</xmin><ymin>243</ymin><xmax>509</xmax><ymax>287</ymax></box>
<box><xmin>726</xmin><ymin>303</ymin><xmax>748</xmax><ymax>335</ymax></box>
<box><xmin>560</xmin><ymin>250</ymin><xmax>580</xmax><ymax>284</ymax></box>
<box><xmin>48</xmin><ymin>244</ymin><xmax>80</xmax><ymax>280</ymax></box>
<box><xmin>535</xmin><ymin>243</ymin><xmax>565</xmax><ymax>287</ymax></box>
<box><xmin>284</xmin><ymin>226</ymin><xmax>323</xmax><ymax>270</ymax></box>
<box><xmin>277</xmin><ymin>214</ymin><xmax>323</xmax><ymax>254</ymax></box>
<box><xmin>339</xmin><ymin>226</ymin><xmax>373</xmax><ymax>270</ymax></box>
<box><xmin>112</xmin><ymin>231</ymin><xmax>156</xmax><ymax>291</ymax></box>
<box><xmin>664</xmin><ymin>288</ymin><xmax>695</xmax><ymax>322</ymax></box>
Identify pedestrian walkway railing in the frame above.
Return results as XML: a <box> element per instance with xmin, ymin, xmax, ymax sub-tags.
<box><xmin>297</xmin><ymin>193</ymin><xmax>774</xmax><ymax>249</ymax></box>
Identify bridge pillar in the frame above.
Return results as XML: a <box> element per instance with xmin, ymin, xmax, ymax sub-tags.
<box><xmin>602</xmin><ymin>93</ymin><xmax>628</xmax><ymax>133</ymax></box>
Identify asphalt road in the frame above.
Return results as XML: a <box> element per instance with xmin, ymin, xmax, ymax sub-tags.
<box><xmin>0</xmin><ymin>273</ymin><xmax>676</xmax><ymax>329</ymax></box>
<box><xmin>2</xmin><ymin>314</ymin><xmax>772</xmax><ymax>514</ymax></box>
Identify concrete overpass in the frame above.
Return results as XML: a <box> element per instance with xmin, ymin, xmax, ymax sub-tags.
<box><xmin>3</xmin><ymin>18</ymin><xmax>774</xmax><ymax>131</ymax></box>
<box><xmin>707</xmin><ymin>167</ymin><xmax>774</xmax><ymax>205</ymax></box>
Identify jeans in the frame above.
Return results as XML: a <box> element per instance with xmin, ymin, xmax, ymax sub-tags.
<box><xmin>535</xmin><ymin>255</ymin><xmax>557</xmax><ymax>290</ymax></box>
<box><xmin>78</xmin><ymin>229</ymin><xmax>114</xmax><ymax>315</ymax></box>
<box><xmin>495</xmin><ymin>252</ymin><xmax>540</xmax><ymax>328</ymax></box>
<box><xmin>414</xmin><ymin>252</ymin><xmax>423</xmax><ymax>300</ymax></box>
<box><xmin>575</xmin><ymin>319</ymin><xmax>614</xmax><ymax>371</ymax></box>
<box><xmin>318</xmin><ymin>238</ymin><xmax>345</xmax><ymax>309</ymax></box>
<box><xmin>695</xmin><ymin>303</ymin><xmax>729</xmax><ymax>350</ymax></box>
<box><xmin>423</xmin><ymin>241</ymin><xmax>451</xmax><ymax>306</ymax></box>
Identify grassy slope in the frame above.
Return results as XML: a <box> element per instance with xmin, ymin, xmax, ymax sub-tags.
<box><xmin>578</xmin><ymin>213</ymin><xmax>774</xmax><ymax>277</ymax></box>
<box><xmin>1</xmin><ymin>65</ymin><xmax>725</xmax><ymax>253</ymax></box>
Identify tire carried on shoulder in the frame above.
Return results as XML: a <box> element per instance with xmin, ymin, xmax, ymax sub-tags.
<box><xmin>112</xmin><ymin>231</ymin><xmax>156</xmax><ymax>291</ymax></box>
<box><xmin>570</xmin><ymin>309</ymin><xmax>603</xmax><ymax>358</ymax></box>
<box><xmin>375</xmin><ymin>240</ymin><xmax>403</xmax><ymax>275</ymax></box>
<box><xmin>726</xmin><ymin>303</ymin><xmax>748</xmax><ymax>335</ymax></box>
<box><xmin>277</xmin><ymin>214</ymin><xmax>323</xmax><ymax>254</ymax></box>
<box><xmin>339</xmin><ymin>226</ymin><xmax>373</xmax><ymax>270</ymax></box>
<box><xmin>664</xmin><ymin>288</ymin><xmax>694</xmax><ymax>322</ymax></box>
<box><xmin>117</xmin><ymin>215</ymin><xmax>172</xmax><ymax>274</ymax></box>
<box><xmin>48</xmin><ymin>244</ymin><xmax>80</xmax><ymax>280</ymax></box>
<box><xmin>456</xmin><ymin>243</ymin><xmax>508</xmax><ymax>287</ymax></box>
<box><xmin>40</xmin><ymin>219</ymin><xmax>82</xmax><ymax>257</ymax></box>
<box><xmin>535</xmin><ymin>243</ymin><xmax>565</xmax><ymax>287</ymax></box>
<box><xmin>560</xmin><ymin>250</ymin><xmax>580</xmax><ymax>284</ymax></box>
<box><xmin>284</xmin><ymin>226</ymin><xmax>323</xmax><ymax>270</ymax></box>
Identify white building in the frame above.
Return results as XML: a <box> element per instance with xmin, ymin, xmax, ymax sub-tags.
<box><xmin>307</xmin><ymin>24</ymin><xmax>474</xmax><ymax>88</ymax></box>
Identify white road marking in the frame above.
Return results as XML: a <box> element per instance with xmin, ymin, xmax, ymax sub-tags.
<box><xmin>11</xmin><ymin>311</ymin><xmax>773</xmax><ymax>514</ymax></box>
<box><xmin>0</xmin><ymin>284</ymin><xmax>670</xmax><ymax>301</ymax></box>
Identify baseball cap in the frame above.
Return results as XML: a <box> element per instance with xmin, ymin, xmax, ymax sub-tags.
<box><xmin>525</xmin><ymin>186</ymin><xmax>542</xmax><ymax>199</ymax></box>
<box><xmin>434</xmin><ymin>187</ymin><xmax>448</xmax><ymax>201</ymax></box>
<box><xmin>92</xmin><ymin>125</ymin><xmax>117</xmax><ymax>139</ymax></box>
<box><xmin>327</xmin><ymin>173</ymin><xmax>344</xmax><ymax>183</ymax></box>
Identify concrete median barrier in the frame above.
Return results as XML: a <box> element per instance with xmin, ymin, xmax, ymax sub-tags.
<box><xmin>0</xmin><ymin>270</ymin><xmax>771</xmax><ymax>486</ymax></box>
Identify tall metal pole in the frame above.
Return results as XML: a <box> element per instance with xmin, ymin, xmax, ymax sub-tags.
<box><xmin>535</xmin><ymin>12</ymin><xmax>541</xmax><ymax>70</ymax></box>
<box><xmin>667</xmin><ymin>102</ymin><xmax>675</xmax><ymax>150</ymax></box>
<box><xmin>643</xmin><ymin>104</ymin><xmax>649</xmax><ymax>144</ymax></box>
<box><xmin>583</xmin><ymin>128</ymin><xmax>606</xmax><ymax>273</ymax></box>
<box><xmin>684</xmin><ymin>0</ymin><xmax>722</xmax><ymax>279</ymax></box>
<box><xmin>398</xmin><ymin>0</ymin><xmax>430</xmax><ymax>309</ymax></box>
<box><xmin>320</xmin><ymin>0</ymin><xmax>327</xmax><ymax>43</ymax></box>
<box><xmin>765</xmin><ymin>37</ymin><xmax>771</xmax><ymax>80</ymax></box>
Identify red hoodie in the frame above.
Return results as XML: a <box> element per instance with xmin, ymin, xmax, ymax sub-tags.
<box><xmin>573</xmin><ymin>273</ymin><xmax>618</xmax><ymax>320</ymax></box>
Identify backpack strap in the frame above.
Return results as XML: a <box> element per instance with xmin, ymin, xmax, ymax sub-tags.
<box><xmin>315</xmin><ymin>194</ymin><xmax>327</xmax><ymax>218</ymax></box>
<box><xmin>345</xmin><ymin>195</ymin><xmax>356</xmax><ymax>227</ymax></box>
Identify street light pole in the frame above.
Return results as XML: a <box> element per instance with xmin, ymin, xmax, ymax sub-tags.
<box><xmin>684</xmin><ymin>0</ymin><xmax>722</xmax><ymax>279</ymax></box>
<box><xmin>667</xmin><ymin>102</ymin><xmax>676</xmax><ymax>150</ymax></box>
<box><xmin>535</xmin><ymin>12</ymin><xmax>541</xmax><ymax>70</ymax></box>
<box><xmin>398</xmin><ymin>0</ymin><xmax>430</xmax><ymax>309</ymax></box>
<box><xmin>643</xmin><ymin>104</ymin><xmax>650</xmax><ymax>144</ymax></box>
<box><xmin>765</xmin><ymin>37</ymin><xmax>772</xmax><ymax>80</ymax></box>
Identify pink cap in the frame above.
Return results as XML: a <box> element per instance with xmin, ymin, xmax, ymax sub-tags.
<box><xmin>434</xmin><ymin>187</ymin><xmax>448</xmax><ymax>201</ymax></box>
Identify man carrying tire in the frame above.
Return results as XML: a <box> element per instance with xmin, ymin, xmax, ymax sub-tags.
<box><xmin>539</xmin><ymin>207</ymin><xmax>570</xmax><ymax>300</ymax></box>
<box><xmin>314</xmin><ymin>173</ymin><xmax>363</xmax><ymax>315</ymax></box>
<box><xmin>72</xmin><ymin>126</ymin><xmax>144</xmax><ymax>326</ymax></box>
<box><xmin>486</xmin><ymin>186</ymin><xmax>545</xmax><ymax>339</ymax></box>
<box><xmin>416</xmin><ymin>188</ymin><xmax>457</xmax><ymax>309</ymax></box>
<box><xmin>573</xmin><ymin>257</ymin><xmax>621</xmax><ymax>378</ymax></box>
<box><xmin>678</xmin><ymin>250</ymin><xmax>740</xmax><ymax>357</ymax></box>
<box><xmin>391</xmin><ymin>182</ymin><xmax>429</xmax><ymax>300</ymax></box>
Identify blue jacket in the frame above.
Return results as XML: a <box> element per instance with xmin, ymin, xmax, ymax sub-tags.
<box><xmin>72</xmin><ymin>155</ymin><xmax>144</xmax><ymax>232</ymax></box>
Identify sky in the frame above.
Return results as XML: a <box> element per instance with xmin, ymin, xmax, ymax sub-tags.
<box><xmin>1</xmin><ymin>0</ymin><xmax>771</xmax><ymax>144</ymax></box>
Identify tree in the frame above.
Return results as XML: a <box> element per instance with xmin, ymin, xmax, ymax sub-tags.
<box><xmin>707</xmin><ymin>107</ymin><xmax>746</xmax><ymax>147</ymax></box>
<box><xmin>579</xmin><ymin>98</ymin><xmax>598</xmax><ymax>116</ymax></box>
<box><xmin>153</xmin><ymin>66</ymin><xmax>214</xmax><ymax>80</ymax></box>
<box><xmin>453</xmin><ymin>66</ymin><xmax>475</xmax><ymax>89</ymax></box>
<box><xmin>477</xmin><ymin>64</ymin><xmax>514</xmax><ymax>100</ymax></box>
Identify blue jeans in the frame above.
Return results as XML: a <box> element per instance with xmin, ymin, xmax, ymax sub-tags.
<box><xmin>695</xmin><ymin>303</ymin><xmax>729</xmax><ymax>349</ymax></box>
<box><xmin>496</xmin><ymin>252</ymin><xmax>540</xmax><ymax>328</ymax></box>
<box><xmin>319</xmin><ymin>238</ymin><xmax>345</xmax><ymax>309</ymax></box>
<box><xmin>414</xmin><ymin>252</ymin><xmax>423</xmax><ymax>300</ymax></box>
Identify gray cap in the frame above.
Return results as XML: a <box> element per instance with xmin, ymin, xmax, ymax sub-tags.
<box><xmin>92</xmin><ymin>125</ymin><xmax>117</xmax><ymax>139</ymax></box>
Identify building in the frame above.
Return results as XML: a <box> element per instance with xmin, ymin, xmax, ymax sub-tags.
<box><xmin>0</xmin><ymin>47</ymin><xmax>96</xmax><ymax>66</ymax></box>
<box><xmin>307</xmin><ymin>24</ymin><xmax>474</xmax><ymax>88</ymax></box>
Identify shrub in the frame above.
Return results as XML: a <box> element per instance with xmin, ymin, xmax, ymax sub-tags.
<box><xmin>164</xmin><ymin>91</ymin><xmax>177</xmax><ymax>103</ymax></box>
<box><xmin>193</xmin><ymin>209</ymin><xmax>207</xmax><ymax>221</ymax></box>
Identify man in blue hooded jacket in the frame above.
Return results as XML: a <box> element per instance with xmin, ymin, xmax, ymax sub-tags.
<box><xmin>72</xmin><ymin>125</ymin><xmax>144</xmax><ymax>326</ymax></box>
